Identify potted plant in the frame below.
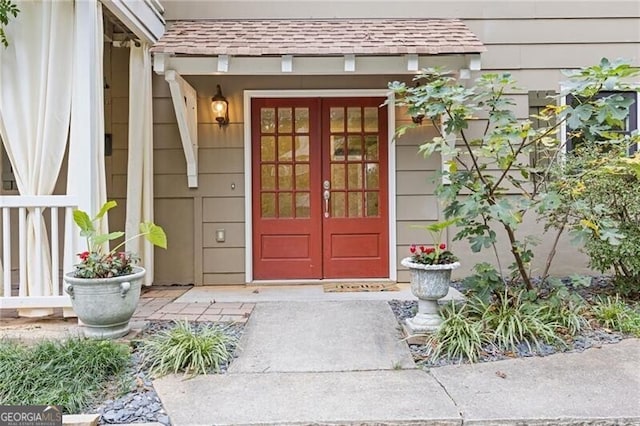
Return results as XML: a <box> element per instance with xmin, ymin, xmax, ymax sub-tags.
<box><xmin>64</xmin><ymin>201</ymin><xmax>167</xmax><ymax>339</ymax></box>
<box><xmin>401</xmin><ymin>219</ymin><xmax>460</xmax><ymax>333</ymax></box>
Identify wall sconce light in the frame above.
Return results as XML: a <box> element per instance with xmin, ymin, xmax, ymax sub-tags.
<box><xmin>411</xmin><ymin>113</ymin><xmax>425</xmax><ymax>125</ymax></box>
<box><xmin>211</xmin><ymin>84</ymin><xmax>229</xmax><ymax>127</ymax></box>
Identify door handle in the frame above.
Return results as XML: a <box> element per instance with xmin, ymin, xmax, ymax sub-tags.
<box><xmin>323</xmin><ymin>180</ymin><xmax>330</xmax><ymax>218</ymax></box>
<box><xmin>323</xmin><ymin>190</ymin><xmax>330</xmax><ymax>218</ymax></box>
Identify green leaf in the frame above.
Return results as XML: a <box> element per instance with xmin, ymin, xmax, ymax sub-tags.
<box><xmin>418</xmin><ymin>141</ymin><xmax>439</xmax><ymax>157</ymax></box>
<box><xmin>73</xmin><ymin>210</ymin><xmax>94</xmax><ymax>234</ymax></box>
<box><xmin>95</xmin><ymin>200</ymin><xmax>118</xmax><ymax>220</ymax></box>
<box><xmin>469</xmin><ymin>234</ymin><xmax>495</xmax><ymax>252</ymax></box>
<box><xmin>567</xmin><ymin>104</ymin><xmax>593</xmax><ymax>129</ymax></box>
<box><xmin>92</xmin><ymin>231</ymin><xmax>125</xmax><ymax>246</ymax></box>
<box><xmin>600</xmin><ymin>228</ymin><xmax>625</xmax><ymax>245</ymax></box>
<box><xmin>422</xmin><ymin>218</ymin><xmax>460</xmax><ymax>233</ymax></box>
<box><xmin>488</xmin><ymin>199</ymin><xmax>522</xmax><ymax>228</ymax></box>
<box><xmin>140</xmin><ymin>222</ymin><xmax>168</xmax><ymax>249</ymax></box>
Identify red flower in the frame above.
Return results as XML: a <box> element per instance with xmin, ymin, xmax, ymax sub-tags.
<box><xmin>78</xmin><ymin>251</ymin><xmax>90</xmax><ymax>261</ymax></box>
<box><xmin>409</xmin><ymin>245</ymin><xmax>417</xmax><ymax>254</ymax></box>
<box><xmin>439</xmin><ymin>243</ymin><xmax>446</xmax><ymax>250</ymax></box>
<box><xmin>419</xmin><ymin>245</ymin><xmax>427</xmax><ymax>253</ymax></box>
<box><xmin>425</xmin><ymin>247</ymin><xmax>435</xmax><ymax>254</ymax></box>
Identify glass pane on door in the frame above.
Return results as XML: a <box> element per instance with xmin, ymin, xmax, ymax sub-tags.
<box><xmin>258</xmin><ymin>106</ymin><xmax>310</xmax><ymax>219</ymax></box>
<box><xmin>328</xmin><ymin>105</ymin><xmax>382</xmax><ymax>219</ymax></box>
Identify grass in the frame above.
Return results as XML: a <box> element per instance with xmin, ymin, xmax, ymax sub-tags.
<box><xmin>538</xmin><ymin>300</ymin><xmax>588</xmax><ymax>337</ymax></box>
<box><xmin>592</xmin><ymin>295</ymin><xmax>640</xmax><ymax>337</ymax></box>
<box><xmin>425</xmin><ymin>302</ymin><xmax>488</xmax><ymax>362</ymax></box>
<box><xmin>0</xmin><ymin>338</ymin><xmax>130</xmax><ymax>413</ymax></box>
<box><xmin>141</xmin><ymin>320</ymin><xmax>238</xmax><ymax>378</ymax></box>
<box><xmin>414</xmin><ymin>275</ymin><xmax>640</xmax><ymax>364</ymax></box>
<box><xmin>420</xmin><ymin>289</ymin><xmax>580</xmax><ymax>363</ymax></box>
<box><xmin>479</xmin><ymin>290</ymin><xmax>562</xmax><ymax>352</ymax></box>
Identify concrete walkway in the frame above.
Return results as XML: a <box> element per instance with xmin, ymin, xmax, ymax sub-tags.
<box><xmin>153</xmin><ymin>296</ymin><xmax>640</xmax><ymax>426</ymax></box>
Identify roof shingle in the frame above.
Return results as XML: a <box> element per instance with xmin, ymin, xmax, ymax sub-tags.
<box><xmin>151</xmin><ymin>18</ymin><xmax>485</xmax><ymax>56</ymax></box>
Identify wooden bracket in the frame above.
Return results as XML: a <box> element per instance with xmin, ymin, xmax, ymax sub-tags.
<box><xmin>165</xmin><ymin>70</ymin><xmax>198</xmax><ymax>188</ymax></box>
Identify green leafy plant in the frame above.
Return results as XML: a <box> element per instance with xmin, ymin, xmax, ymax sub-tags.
<box><xmin>390</xmin><ymin>58</ymin><xmax>640</xmax><ymax>294</ymax></box>
<box><xmin>549</xmin><ymin>147</ymin><xmax>640</xmax><ymax>295</ymax></box>
<box><xmin>460</xmin><ymin>263</ymin><xmax>505</xmax><ymax>303</ymax></box>
<box><xmin>407</xmin><ymin>219</ymin><xmax>459</xmax><ymax>265</ymax></box>
<box><xmin>0</xmin><ymin>0</ymin><xmax>18</xmax><ymax>47</ymax></box>
<box><xmin>0</xmin><ymin>338</ymin><xmax>130</xmax><ymax>413</ymax></box>
<box><xmin>478</xmin><ymin>289</ymin><xmax>561</xmax><ymax>351</ymax></box>
<box><xmin>537</xmin><ymin>291</ymin><xmax>588</xmax><ymax>336</ymax></box>
<box><xmin>415</xmin><ymin>286</ymin><xmax>593</xmax><ymax>363</ymax></box>
<box><xmin>141</xmin><ymin>321</ymin><xmax>237</xmax><ymax>378</ymax></box>
<box><xmin>424</xmin><ymin>302</ymin><xmax>488</xmax><ymax>362</ymax></box>
<box><xmin>72</xmin><ymin>200</ymin><xmax>167</xmax><ymax>278</ymax></box>
<box><xmin>592</xmin><ymin>295</ymin><xmax>640</xmax><ymax>337</ymax></box>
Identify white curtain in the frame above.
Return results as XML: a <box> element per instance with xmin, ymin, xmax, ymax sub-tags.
<box><xmin>0</xmin><ymin>0</ymin><xmax>75</xmax><ymax>315</ymax></box>
<box><xmin>125</xmin><ymin>43</ymin><xmax>154</xmax><ymax>286</ymax></box>
<box><xmin>65</xmin><ymin>0</ymin><xmax>107</xmax><ymax>274</ymax></box>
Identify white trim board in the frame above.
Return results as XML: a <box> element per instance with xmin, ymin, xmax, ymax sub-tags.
<box><xmin>243</xmin><ymin>89</ymin><xmax>397</xmax><ymax>283</ymax></box>
<box><xmin>558</xmin><ymin>85</ymin><xmax>640</xmax><ymax>154</ymax></box>
<box><xmin>153</xmin><ymin>54</ymin><xmax>474</xmax><ymax>76</ymax></box>
<box><xmin>101</xmin><ymin>0</ymin><xmax>165</xmax><ymax>43</ymax></box>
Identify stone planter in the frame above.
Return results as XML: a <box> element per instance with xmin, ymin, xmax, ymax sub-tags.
<box><xmin>401</xmin><ymin>258</ymin><xmax>460</xmax><ymax>333</ymax></box>
<box><xmin>64</xmin><ymin>267</ymin><xmax>145</xmax><ymax>339</ymax></box>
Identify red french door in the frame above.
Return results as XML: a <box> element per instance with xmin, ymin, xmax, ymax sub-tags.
<box><xmin>252</xmin><ymin>97</ymin><xmax>388</xmax><ymax>280</ymax></box>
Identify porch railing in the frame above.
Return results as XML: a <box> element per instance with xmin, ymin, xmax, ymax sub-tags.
<box><xmin>0</xmin><ymin>195</ymin><xmax>78</xmax><ymax>310</ymax></box>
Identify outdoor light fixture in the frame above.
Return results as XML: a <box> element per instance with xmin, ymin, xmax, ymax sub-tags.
<box><xmin>411</xmin><ymin>113</ymin><xmax>425</xmax><ymax>125</ymax></box>
<box><xmin>211</xmin><ymin>84</ymin><xmax>229</xmax><ymax>127</ymax></box>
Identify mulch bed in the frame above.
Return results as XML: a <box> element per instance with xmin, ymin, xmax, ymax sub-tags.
<box><xmin>390</xmin><ymin>275</ymin><xmax>637</xmax><ymax>368</ymax></box>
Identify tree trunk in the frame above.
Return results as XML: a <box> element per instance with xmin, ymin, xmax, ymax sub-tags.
<box><xmin>503</xmin><ymin>224</ymin><xmax>533</xmax><ymax>291</ymax></box>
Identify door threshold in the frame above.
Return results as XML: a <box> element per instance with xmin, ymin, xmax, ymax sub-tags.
<box><xmin>248</xmin><ymin>278</ymin><xmax>396</xmax><ymax>287</ymax></box>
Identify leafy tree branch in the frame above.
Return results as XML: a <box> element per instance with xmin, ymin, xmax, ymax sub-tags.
<box><xmin>0</xmin><ymin>0</ymin><xmax>19</xmax><ymax>47</ymax></box>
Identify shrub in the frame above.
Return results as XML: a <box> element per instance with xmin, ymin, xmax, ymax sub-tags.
<box><xmin>141</xmin><ymin>321</ymin><xmax>237</xmax><ymax>377</ymax></box>
<box><xmin>390</xmin><ymin>58</ymin><xmax>640</xmax><ymax>294</ymax></box>
<box><xmin>549</xmin><ymin>146</ymin><xmax>640</xmax><ymax>296</ymax></box>
<box><xmin>460</xmin><ymin>262</ymin><xmax>505</xmax><ymax>303</ymax></box>
<box><xmin>0</xmin><ymin>338</ymin><xmax>130</xmax><ymax>413</ymax></box>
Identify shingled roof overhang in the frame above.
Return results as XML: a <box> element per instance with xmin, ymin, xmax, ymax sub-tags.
<box><xmin>151</xmin><ymin>18</ymin><xmax>484</xmax><ymax>76</ymax></box>
<box><xmin>152</xmin><ymin>18</ymin><xmax>485</xmax><ymax>57</ymax></box>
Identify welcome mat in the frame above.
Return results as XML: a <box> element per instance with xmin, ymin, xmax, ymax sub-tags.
<box><xmin>322</xmin><ymin>282</ymin><xmax>400</xmax><ymax>293</ymax></box>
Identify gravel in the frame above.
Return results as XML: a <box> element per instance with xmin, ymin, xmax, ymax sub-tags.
<box><xmin>390</xmin><ymin>275</ymin><xmax>631</xmax><ymax>368</ymax></box>
<box><xmin>86</xmin><ymin>321</ymin><xmax>244</xmax><ymax>425</ymax></box>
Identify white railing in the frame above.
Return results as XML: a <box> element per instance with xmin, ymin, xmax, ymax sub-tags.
<box><xmin>0</xmin><ymin>195</ymin><xmax>78</xmax><ymax>310</ymax></box>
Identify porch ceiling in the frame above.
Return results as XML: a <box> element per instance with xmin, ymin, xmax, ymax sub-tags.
<box><xmin>151</xmin><ymin>18</ymin><xmax>486</xmax><ymax>56</ymax></box>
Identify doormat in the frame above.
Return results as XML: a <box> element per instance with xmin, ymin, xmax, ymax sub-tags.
<box><xmin>322</xmin><ymin>282</ymin><xmax>400</xmax><ymax>293</ymax></box>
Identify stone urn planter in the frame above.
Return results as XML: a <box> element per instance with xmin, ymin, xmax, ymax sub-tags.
<box><xmin>401</xmin><ymin>258</ymin><xmax>460</xmax><ymax>333</ymax></box>
<box><xmin>64</xmin><ymin>267</ymin><xmax>145</xmax><ymax>339</ymax></box>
